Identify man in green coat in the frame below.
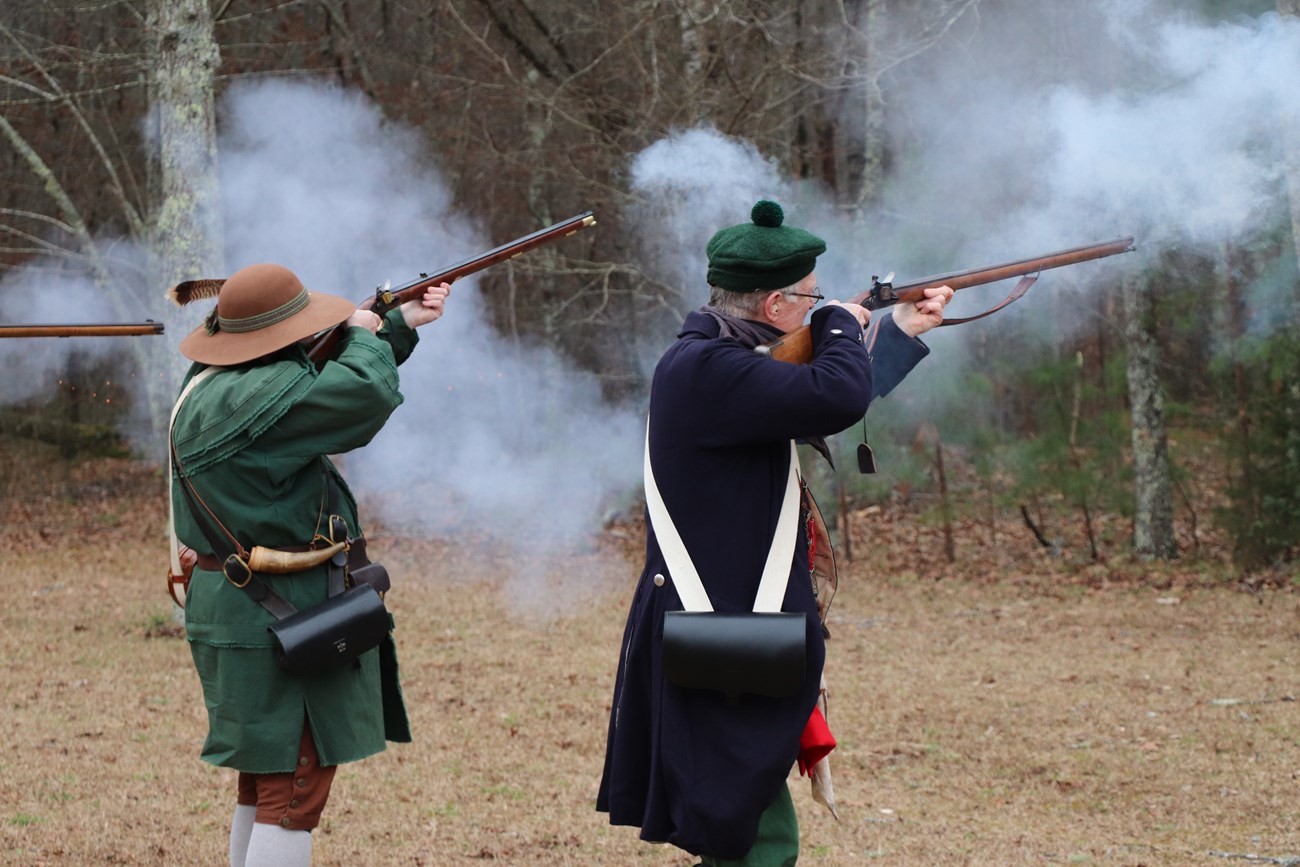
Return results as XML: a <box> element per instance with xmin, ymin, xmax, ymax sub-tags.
<box><xmin>168</xmin><ymin>262</ymin><xmax>450</xmax><ymax>867</ymax></box>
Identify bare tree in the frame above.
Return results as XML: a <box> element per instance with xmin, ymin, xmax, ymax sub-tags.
<box><xmin>1122</xmin><ymin>269</ymin><xmax>1177</xmax><ymax>560</ymax></box>
<box><xmin>0</xmin><ymin>0</ymin><xmax>222</xmax><ymax>437</ymax></box>
<box><xmin>1276</xmin><ymin>0</ymin><xmax>1300</xmax><ymax>524</ymax></box>
<box><xmin>828</xmin><ymin>0</ymin><xmax>979</xmax><ymax>216</ymax></box>
<box><xmin>1280</xmin><ymin>0</ymin><xmax>1300</xmax><ymax>316</ymax></box>
<box><xmin>0</xmin><ymin>7</ymin><xmax>141</xmax><ymax>294</ymax></box>
<box><xmin>148</xmin><ymin>0</ymin><xmax>223</xmax><ymax>293</ymax></box>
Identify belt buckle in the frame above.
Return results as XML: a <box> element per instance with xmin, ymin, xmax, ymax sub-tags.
<box><xmin>222</xmin><ymin>554</ymin><xmax>253</xmax><ymax>589</ymax></box>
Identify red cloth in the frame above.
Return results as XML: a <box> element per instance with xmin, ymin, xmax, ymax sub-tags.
<box><xmin>797</xmin><ymin>706</ymin><xmax>836</xmax><ymax>776</ymax></box>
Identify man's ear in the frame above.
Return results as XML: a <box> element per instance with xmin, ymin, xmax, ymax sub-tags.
<box><xmin>762</xmin><ymin>290</ymin><xmax>783</xmax><ymax>322</ymax></box>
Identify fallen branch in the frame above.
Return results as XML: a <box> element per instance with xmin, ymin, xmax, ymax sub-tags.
<box><xmin>1208</xmin><ymin>695</ymin><xmax>1297</xmax><ymax>707</ymax></box>
<box><xmin>1207</xmin><ymin>851</ymin><xmax>1300</xmax><ymax>866</ymax></box>
<box><xmin>1019</xmin><ymin>503</ymin><xmax>1054</xmax><ymax>551</ymax></box>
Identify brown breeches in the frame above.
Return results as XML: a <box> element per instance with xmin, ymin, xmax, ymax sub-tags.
<box><xmin>236</xmin><ymin>719</ymin><xmax>337</xmax><ymax>831</ymax></box>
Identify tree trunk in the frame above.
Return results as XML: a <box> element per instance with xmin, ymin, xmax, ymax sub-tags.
<box><xmin>1277</xmin><ymin>1</ymin><xmax>1300</xmax><ymax>505</ymax></box>
<box><xmin>1122</xmin><ymin>271</ymin><xmax>1177</xmax><ymax>560</ymax></box>
<box><xmin>1280</xmin><ymin>1</ymin><xmax>1300</xmax><ymax>318</ymax></box>
<box><xmin>149</xmin><ymin>0</ymin><xmax>223</xmax><ymax>289</ymax></box>
<box><xmin>145</xmin><ymin>0</ymin><xmax>224</xmax><ymax>437</ymax></box>
<box><xmin>838</xmin><ymin>0</ymin><xmax>887</xmax><ymax>216</ymax></box>
<box><xmin>935</xmin><ymin>437</ymin><xmax>955</xmax><ymax>564</ymax></box>
<box><xmin>1066</xmin><ymin>351</ymin><xmax>1101</xmax><ymax>562</ymax></box>
<box><xmin>678</xmin><ymin>0</ymin><xmax>712</xmax><ymax>81</ymax></box>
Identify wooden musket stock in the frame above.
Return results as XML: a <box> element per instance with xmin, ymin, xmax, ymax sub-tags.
<box><xmin>0</xmin><ymin>321</ymin><xmax>165</xmax><ymax>338</ymax></box>
<box><xmin>758</xmin><ymin>236</ymin><xmax>1135</xmax><ymax>365</ymax></box>
<box><xmin>306</xmin><ymin>211</ymin><xmax>597</xmax><ymax>363</ymax></box>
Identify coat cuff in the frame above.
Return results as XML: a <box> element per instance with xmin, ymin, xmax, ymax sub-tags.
<box><xmin>808</xmin><ymin>305</ymin><xmax>866</xmax><ymax>356</ymax></box>
<box><xmin>377</xmin><ymin>308</ymin><xmax>419</xmax><ymax>365</ymax></box>
<box><xmin>865</xmin><ymin>314</ymin><xmax>930</xmax><ymax>399</ymax></box>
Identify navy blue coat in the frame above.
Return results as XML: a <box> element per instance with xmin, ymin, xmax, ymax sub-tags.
<box><xmin>597</xmin><ymin>306</ymin><xmax>929</xmax><ymax>858</ymax></box>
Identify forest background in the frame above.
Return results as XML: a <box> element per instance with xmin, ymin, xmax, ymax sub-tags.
<box><xmin>2</xmin><ymin>0</ymin><xmax>1299</xmax><ymax>577</ymax></box>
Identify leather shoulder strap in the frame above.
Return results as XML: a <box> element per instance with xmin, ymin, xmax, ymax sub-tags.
<box><xmin>168</xmin><ymin>367</ymin><xmax>223</xmax><ymax>575</ymax></box>
<box><xmin>644</xmin><ymin>419</ymin><xmax>801</xmax><ymax>613</ymax></box>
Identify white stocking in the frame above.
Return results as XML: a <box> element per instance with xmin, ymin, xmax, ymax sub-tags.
<box><xmin>244</xmin><ymin>822</ymin><xmax>312</xmax><ymax>867</ymax></box>
<box><xmin>228</xmin><ymin>804</ymin><xmax>256</xmax><ymax>867</ymax></box>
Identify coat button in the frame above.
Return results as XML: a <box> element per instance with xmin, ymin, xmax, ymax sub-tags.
<box><xmin>279</xmin><ymin>817</ymin><xmax>293</xmax><ymax>828</ymax></box>
<box><xmin>290</xmin><ymin>799</ymin><xmax>300</xmax><ymax>809</ymax></box>
<box><xmin>653</xmin><ymin>573</ymin><xmax>665</xmax><ymax>587</ymax></box>
<box><xmin>296</xmin><ymin>778</ymin><xmax>307</xmax><ymax>788</ymax></box>
<box><xmin>299</xmin><ymin>756</ymin><xmax>310</xmax><ymax>767</ymax></box>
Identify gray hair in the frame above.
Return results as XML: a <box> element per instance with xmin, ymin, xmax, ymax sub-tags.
<box><xmin>707</xmin><ymin>283</ymin><xmax>799</xmax><ymax>319</ymax></box>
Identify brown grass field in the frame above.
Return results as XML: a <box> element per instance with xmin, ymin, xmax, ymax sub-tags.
<box><xmin>2</xmin><ymin>440</ymin><xmax>1298</xmax><ymax>866</ymax></box>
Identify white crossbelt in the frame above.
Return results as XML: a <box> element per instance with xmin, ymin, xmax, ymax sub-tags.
<box><xmin>642</xmin><ymin>420</ymin><xmax>801</xmax><ymax>613</ymax></box>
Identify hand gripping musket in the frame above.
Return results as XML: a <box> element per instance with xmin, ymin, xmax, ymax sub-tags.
<box><xmin>165</xmin><ymin>211</ymin><xmax>598</xmax><ymax>364</ymax></box>
<box><xmin>757</xmin><ymin>236</ymin><xmax>1136</xmax><ymax>364</ymax></box>
<box><xmin>0</xmin><ymin>321</ymin><xmax>165</xmax><ymax>338</ymax></box>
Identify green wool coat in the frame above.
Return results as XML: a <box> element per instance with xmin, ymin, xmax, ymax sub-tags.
<box><xmin>171</xmin><ymin>311</ymin><xmax>416</xmax><ymax>773</ymax></box>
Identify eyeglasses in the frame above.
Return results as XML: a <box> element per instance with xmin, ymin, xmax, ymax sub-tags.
<box><xmin>790</xmin><ymin>290</ymin><xmax>825</xmax><ymax>305</ymax></box>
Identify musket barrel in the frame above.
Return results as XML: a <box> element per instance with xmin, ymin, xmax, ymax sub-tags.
<box><xmin>762</xmin><ymin>234</ymin><xmax>1136</xmax><ymax>364</ymax></box>
<box><xmin>374</xmin><ymin>210</ymin><xmax>597</xmax><ymax>314</ymax></box>
<box><xmin>0</xmin><ymin>322</ymin><xmax>165</xmax><ymax>338</ymax></box>
<box><xmin>308</xmin><ymin>210</ymin><xmax>596</xmax><ymax>361</ymax></box>
<box><xmin>886</xmin><ymin>237</ymin><xmax>1135</xmax><ymax>302</ymax></box>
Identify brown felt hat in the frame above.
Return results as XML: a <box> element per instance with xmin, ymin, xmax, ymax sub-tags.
<box><xmin>178</xmin><ymin>264</ymin><xmax>355</xmax><ymax>365</ymax></box>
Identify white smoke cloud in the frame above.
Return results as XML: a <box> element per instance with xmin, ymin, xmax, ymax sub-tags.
<box><xmin>885</xmin><ymin>1</ymin><xmax>1297</xmax><ymax>273</ymax></box>
<box><xmin>0</xmin><ymin>271</ymin><xmax>120</xmax><ymax>404</ymax></box>
<box><xmin>616</xmin><ymin>1</ymin><xmax>1299</xmax><ymax>455</ymax></box>
<box><xmin>217</xmin><ymin>82</ymin><xmax>476</xmax><ymax>295</ymax></box>
<box><xmin>213</xmin><ymin>80</ymin><xmax>642</xmax><ymax>606</ymax></box>
<box><xmin>0</xmin><ymin>241</ymin><xmax>160</xmax><ymax>444</ymax></box>
<box><xmin>629</xmin><ymin>3</ymin><xmax>1298</xmax><ymax>346</ymax></box>
<box><xmin>626</xmin><ymin>126</ymin><xmax>793</xmax><ymax>309</ymax></box>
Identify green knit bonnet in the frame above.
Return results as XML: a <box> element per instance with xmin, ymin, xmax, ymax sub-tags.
<box><xmin>705</xmin><ymin>200</ymin><xmax>827</xmax><ymax>292</ymax></box>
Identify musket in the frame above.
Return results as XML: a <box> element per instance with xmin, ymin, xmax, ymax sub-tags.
<box><xmin>305</xmin><ymin>210</ymin><xmax>597</xmax><ymax>362</ymax></box>
<box><xmin>757</xmin><ymin>236</ymin><xmax>1136</xmax><ymax>365</ymax></box>
<box><xmin>0</xmin><ymin>321</ymin><xmax>165</xmax><ymax>338</ymax></box>
<box><xmin>169</xmin><ymin>211</ymin><xmax>598</xmax><ymax>363</ymax></box>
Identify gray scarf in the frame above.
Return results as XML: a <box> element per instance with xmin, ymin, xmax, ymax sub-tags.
<box><xmin>699</xmin><ymin>307</ymin><xmax>835</xmax><ymax>468</ymax></box>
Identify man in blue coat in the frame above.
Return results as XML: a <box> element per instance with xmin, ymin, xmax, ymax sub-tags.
<box><xmin>597</xmin><ymin>200</ymin><xmax>951</xmax><ymax>865</ymax></box>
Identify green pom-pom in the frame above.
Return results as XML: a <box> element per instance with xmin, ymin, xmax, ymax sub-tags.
<box><xmin>751</xmin><ymin>200</ymin><xmax>784</xmax><ymax>228</ymax></box>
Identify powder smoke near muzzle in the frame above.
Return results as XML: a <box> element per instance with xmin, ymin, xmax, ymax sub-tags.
<box><xmin>0</xmin><ymin>273</ymin><xmax>129</xmax><ymax>405</ymax></box>
<box><xmin>0</xmin><ymin>79</ymin><xmax>643</xmax><ymax>608</ymax></box>
<box><xmin>877</xmin><ymin>1</ymin><xmax>1298</xmax><ymax>300</ymax></box>
<box><xmin>215</xmin><ymin>81</ymin><xmax>643</xmax><ymax>603</ymax></box>
<box><xmin>628</xmin><ymin>1</ymin><xmax>1300</xmax><ymax>425</ymax></box>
